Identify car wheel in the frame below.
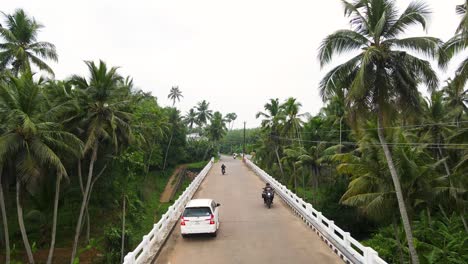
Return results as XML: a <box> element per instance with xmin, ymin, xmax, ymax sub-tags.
<box><xmin>211</xmin><ymin>231</ymin><xmax>217</xmax><ymax>237</ymax></box>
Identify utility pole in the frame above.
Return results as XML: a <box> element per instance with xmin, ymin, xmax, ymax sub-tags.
<box><xmin>243</xmin><ymin>121</ymin><xmax>246</xmax><ymax>161</ymax></box>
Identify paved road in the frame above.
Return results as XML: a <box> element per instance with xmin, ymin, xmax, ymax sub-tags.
<box><xmin>155</xmin><ymin>157</ymin><xmax>342</xmax><ymax>264</ymax></box>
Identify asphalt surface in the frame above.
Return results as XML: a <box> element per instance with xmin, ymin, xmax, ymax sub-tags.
<box><xmin>154</xmin><ymin>156</ymin><xmax>342</xmax><ymax>264</ymax></box>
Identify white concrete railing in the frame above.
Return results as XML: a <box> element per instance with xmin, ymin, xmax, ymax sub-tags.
<box><xmin>123</xmin><ymin>158</ymin><xmax>214</xmax><ymax>264</ymax></box>
<box><xmin>245</xmin><ymin>159</ymin><xmax>387</xmax><ymax>264</ymax></box>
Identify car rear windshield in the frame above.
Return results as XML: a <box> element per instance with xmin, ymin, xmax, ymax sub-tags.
<box><xmin>183</xmin><ymin>207</ymin><xmax>212</xmax><ymax>217</ymax></box>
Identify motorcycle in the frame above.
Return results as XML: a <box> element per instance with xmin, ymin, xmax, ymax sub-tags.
<box><xmin>221</xmin><ymin>167</ymin><xmax>226</xmax><ymax>175</ymax></box>
<box><xmin>262</xmin><ymin>189</ymin><xmax>274</xmax><ymax>208</ymax></box>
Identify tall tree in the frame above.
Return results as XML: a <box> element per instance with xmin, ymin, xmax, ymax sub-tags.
<box><xmin>256</xmin><ymin>98</ymin><xmax>286</xmax><ymax>179</ymax></box>
<box><xmin>440</xmin><ymin>1</ymin><xmax>468</xmax><ymax>90</ymax></box>
<box><xmin>0</xmin><ymin>9</ymin><xmax>57</xmax><ymax>76</ymax></box>
<box><xmin>318</xmin><ymin>1</ymin><xmax>441</xmax><ymax>263</ymax></box>
<box><xmin>0</xmin><ymin>165</ymin><xmax>9</xmax><ymax>264</ymax></box>
<box><xmin>281</xmin><ymin>97</ymin><xmax>304</xmax><ymax>141</ymax></box>
<box><xmin>168</xmin><ymin>86</ymin><xmax>183</xmax><ymax>106</ymax></box>
<box><xmin>207</xmin><ymin>111</ymin><xmax>227</xmax><ymax>142</ymax></box>
<box><xmin>195</xmin><ymin>100</ymin><xmax>213</xmax><ymax>126</ymax></box>
<box><xmin>0</xmin><ymin>73</ymin><xmax>81</xmax><ymax>264</ymax></box>
<box><xmin>162</xmin><ymin>108</ymin><xmax>183</xmax><ymax>170</ymax></box>
<box><xmin>225</xmin><ymin>112</ymin><xmax>237</xmax><ymax>130</ymax></box>
<box><xmin>184</xmin><ymin>108</ymin><xmax>197</xmax><ymax>130</ymax></box>
<box><xmin>69</xmin><ymin>60</ymin><xmax>133</xmax><ymax>263</ymax></box>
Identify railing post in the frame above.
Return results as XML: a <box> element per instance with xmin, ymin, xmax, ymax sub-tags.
<box><xmin>124</xmin><ymin>253</ymin><xmax>134</xmax><ymax>264</ymax></box>
<box><xmin>343</xmin><ymin>232</ymin><xmax>351</xmax><ymax>248</ymax></box>
<box><xmin>328</xmin><ymin>220</ymin><xmax>335</xmax><ymax>235</ymax></box>
<box><xmin>317</xmin><ymin>212</ymin><xmax>323</xmax><ymax>227</ymax></box>
<box><xmin>364</xmin><ymin>247</ymin><xmax>378</xmax><ymax>264</ymax></box>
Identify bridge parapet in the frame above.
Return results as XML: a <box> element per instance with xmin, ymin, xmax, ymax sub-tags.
<box><xmin>245</xmin><ymin>159</ymin><xmax>388</xmax><ymax>264</ymax></box>
<box><xmin>123</xmin><ymin>158</ymin><xmax>214</xmax><ymax>264</ymax></box>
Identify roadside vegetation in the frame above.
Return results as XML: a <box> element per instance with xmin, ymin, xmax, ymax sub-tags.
<box><xmin>252</xmin><ymin>1</ymin><xmax>467</xmax><ymax>263</ymax></box>
<box><xmin>0</xmin><ymin>9</ymin><xmax>230</xmax><ymax>263</ymax></box>
<box><xmin>1</xmin><ymin>1</ymin><xmax>467</xmax><ymax>264</ymax></box>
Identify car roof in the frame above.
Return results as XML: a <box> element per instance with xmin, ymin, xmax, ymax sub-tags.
<box><xmin>186</xmin><ymin>199</ymin><xmax>213</xmax><ymax>208</ymax></box>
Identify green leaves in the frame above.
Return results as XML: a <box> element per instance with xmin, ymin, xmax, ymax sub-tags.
<box><xmin>0</xmin><ymin>9</ymin><xmax>57</xmax><ymax>76</ymax></box>
<box><xmin>318</xmin><ymin>29</ymin><xmax>368</xmax><ymax>68</ymax></box>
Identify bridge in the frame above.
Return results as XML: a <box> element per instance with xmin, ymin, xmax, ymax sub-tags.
<box><xmin>124</xmin><ymin>157</ymin><xmax>387</xmax><ymax>264</ymax></box>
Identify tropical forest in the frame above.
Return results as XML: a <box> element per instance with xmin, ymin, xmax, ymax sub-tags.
<box><xmin>1</xmin><ymin>0</ymin><xmax>468</xmax><ymax>264</ymax></box>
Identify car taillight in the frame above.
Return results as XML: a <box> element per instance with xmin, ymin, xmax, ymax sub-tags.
<box><xmin>209</xmin><ymin>214</ymin><xmax>215</xmax><ymax>225</ymax></box>
<box><xmin>181</xmin><ymin>217</ymin><xmax>186</xmax><ymax>226</ymax></box>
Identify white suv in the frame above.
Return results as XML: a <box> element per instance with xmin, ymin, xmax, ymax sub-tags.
<box><xmin>180</xmin><ymin>199</ymin><xmax>220</xmax><ymax>238</ymax></box>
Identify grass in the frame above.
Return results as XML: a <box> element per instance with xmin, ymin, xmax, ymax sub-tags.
<box><xmin>186</xmin><ymin>160</ymin><xmax>208</xmax><ymax>170</ymax></box>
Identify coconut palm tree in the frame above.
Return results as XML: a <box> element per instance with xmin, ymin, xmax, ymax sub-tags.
<box><xmin>256</xmin><ymin>98</ymin><xmax>286</xmax><ymax>179</ymax></box>
<box><xmin>281</xmin><ymin>97</ymin><xmax>304</xmax><ymax>141</ymax></box>
<box><xmin>439</xmin><ymin>1</ymin><xmax>468</xmax><ymax>90</ymax></box>
<box><xmin>441</xmin><ymin>79</ymin><xmax>468</xmax><ymax>126</ymax></box>
<box><xmin>196</xmin><ymin>100</ymin><xmax>213</xmax><ymax>126</ymax></box>
<box><xmin>184</xmin><ymin>108</ymin><xmax>197</xmax><ymax>130</ymax></box>
<box><xmin>318</xmin><ymin>1</ymin><xmax>442</xmax><ymax>262</ymax></box>
<box><xmin>225</xmin><ymin>112</ymin><xmax>237</xmax><ymax>130</ymax></box>
<box><xmin>162</xmin><ymin>108</ymin><xmax>183</xmax><ymax>170</ymax></box>
<box><xmin>168</xmin><ymin>86</ymin><xmax>183</xmax><ymax>106</ymax></box>
<box><xmin>69</xmin><ymin>60</ymin><xmax>133</xmax><ymax>263</ymax></box>
<box><xmin>0</xmin><ymin>9</ymin><xmax>57</xmax><ymax>76</ymax></box>
<box><xmin>0</xmin><ymin>73</ymin><xmax>81</xmax><ymax>264</ymax></box>
<box><xmin>0</xmin><ymin>164</ymin><xmax>9</xmax><ymax>264</ymax></box>
<box><xmin>207</xmin><ymin>111</ymin><xmax>227</xmax><ymax>142</ymax></box>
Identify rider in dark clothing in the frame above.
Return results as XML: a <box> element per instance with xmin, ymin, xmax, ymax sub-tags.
<box><xmin>221</xmin><ymin>164</ymin><xmax>226</xmax><ymax>174</ymax></box>
<box><xmin>262</xmin><ymin>182</ymin><xmax>274</xmax><ymax>203</ymax></box>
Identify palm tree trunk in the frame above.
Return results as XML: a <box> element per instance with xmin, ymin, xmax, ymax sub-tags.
<box><xmin>302</xmin><ymin>168</ymin><xmax>305</xmax><ymax>199</ymax></box>
<box><xmin>145</xmin><ymin>146</ymin><xmax>155</xmax><ymax>178</ymax></box>
<box><xmin>0</xmin><ymin>166</ymin><xmax>10</xmax><ymax>264</ymax></box>
<box><xmin>439</xmin><ymin>204</ymin><xmax>448</xmax><ymax>219</ymax></box>
<box><xmin>85</xmin><ymin>209</ymin><xmax>90</xmax><ymax>244</ymax></box>
<box><xmin>461</xmin><ymin>207</ymin><xmax>468</xmax><ymax>233</ymax></box>
<box><xmin>77</xmin><ymin>161</ymin><xmax>90</xmax><ymax>244</ymax></box>
<box><xmin>274</xmin><ymin>146</ymin><xmax>285</xmax><ymax>179</ymax></box>
<box><xmin>377</xmin><ymin>112</ymin><xmax>419</xmax><ymax>264</ymax></box>
<box><xmin>71</xmin><ymin>142</ymin><xmax>98</xmax><ymax>263</ymax></box>
<box><xmin>120</xmin><ymin>195</ymin><xmax>126</xmax><ymax>264</ymax></box>
<box><xmin>293</xmin><ymin>165</ymin><xmax>297</xmax><ymax>193</ymax></box>
<box><xmin>163</xmin><ymin>132</ymin><xmax>174</xmax><ymax>171</ymax></box>
<box><xmin>314</xmin><ymin>166</ymin><xmax>320</xmax><ymax>193</ymax></box>
<box><xmin>437</xmin><ymin>148</ymin><xmax>468</xmax><ymax>232</ymax></box>
<box><xmin>426</xmin><ymin>208</ymin><xmax>432</xmax><ymax>226</ymax></box>
<box><xmin>47</xmin><ymin>172</ymin><xmax>62</xmax><ymax>264</ymax></box>
<box><xmin>392</xmin><ymin>217</ymin><xmax>405</xmax><ymax>264</ymax></box>
<box><xmin>17</xmin><ymin>180</ymin><xmax>35</xmax><ymax>263</ymax></box>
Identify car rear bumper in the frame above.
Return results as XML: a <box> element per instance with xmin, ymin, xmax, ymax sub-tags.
<box><xmin>181</xmin><ymin>224</ymin><xmax>217</xmax><ymax>234</ymax></box>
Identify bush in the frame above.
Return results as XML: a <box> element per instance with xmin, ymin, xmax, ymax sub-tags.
<box><xmin>103</xmin><ymin>226</ymin><xmax>132</xmax><ymax>263</ymax></box>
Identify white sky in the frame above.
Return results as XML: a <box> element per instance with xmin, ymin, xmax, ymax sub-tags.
<box><xmin>2</xmin><ymin>0</ymin><xmax>463</xmax><ymax>128</ymax></box>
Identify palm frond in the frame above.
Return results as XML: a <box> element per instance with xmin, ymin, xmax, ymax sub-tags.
<box><xmin>318</xmin><ymin>30</ymin><xmax>368</xmax><ymax>67</ymax></box>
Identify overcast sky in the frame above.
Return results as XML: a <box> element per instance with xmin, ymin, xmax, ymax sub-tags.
<box><xmin>2</xmin><ymin>0</ymin><xmax>463</xmax><ymax>128</ymax></box>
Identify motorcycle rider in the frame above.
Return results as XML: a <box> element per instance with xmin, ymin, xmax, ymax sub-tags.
<box><xmin>221</xmin><ymin>164</ymin><xmax>226</xmax><ymax>174</ymax></box>
<box><xmin>262</xmin><ymin>182</ymin><xmax>274</xmax><ymax>204</ymax></box>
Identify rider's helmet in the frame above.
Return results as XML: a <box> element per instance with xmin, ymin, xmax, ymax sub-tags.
<box><xmin>266</xmin><ymin>182</ymin><xmax>270</xmax><ymax>186</ymax></box>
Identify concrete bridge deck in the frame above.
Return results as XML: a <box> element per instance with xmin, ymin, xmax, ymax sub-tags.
<box><xmin>154</xmin><ymin>156</ymin><xmax>342</xmax><ymax>264</ymax></box>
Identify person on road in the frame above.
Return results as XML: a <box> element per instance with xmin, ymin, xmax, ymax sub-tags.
<box><xmin>262</xmin><ymin>182</ymin><xmax>274</xmax><ymax>204</ymax></box>
<box><xmin>221</xmin><ymin>164</ymin><xmax>226</xmax><ymax>175</ymax></box>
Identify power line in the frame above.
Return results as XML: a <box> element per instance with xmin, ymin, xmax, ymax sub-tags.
<box><xmin>297</xmin><ymin>120</ymin><xmax>468</xmax><ymax>134</ymax></box>
<box><xmin>270</xmin><ymin>135</ymin><xmax>468</xmax><ymax>150</ymax></box>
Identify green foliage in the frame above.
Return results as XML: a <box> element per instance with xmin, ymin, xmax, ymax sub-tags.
<box><xmin>103</xmin><ymin>227</ymin><xmax>131</xmax><ymax>263</ymax></box>
<box><xmin>365</xmin><ymin>214</ymin><xmax>468</xmax><ymax>264</ymax></box>
<box><xmin>184</xmin><ymin>139</ymin><xmax>215</xmax><ymax>162</ymax></box>
<box><xmin>0</xmin><ymin>9</ymin><xmax>58</xmax><ymax>76</ymax></box>
<box><xmin>219</xmin><ymin>128</ymin><xmax>259</xmax><ymax>154</ymax></box>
